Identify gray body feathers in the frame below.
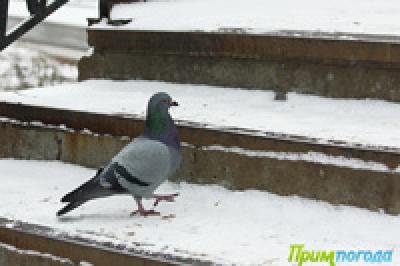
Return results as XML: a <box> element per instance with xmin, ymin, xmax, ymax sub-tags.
<box><xmin>57</xmin><ymin>136</ymin><xmax>181</xmax><ymax>216</ymax></box>
<box><xmin>102</xmin><ymin>137</ymin><xmax>181</xmax><ymax>198</ymax></box>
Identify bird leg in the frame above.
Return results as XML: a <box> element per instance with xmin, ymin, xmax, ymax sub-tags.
<box><xmin>131</xmin><ymin>197</ymin><xmax>160</xmax><ymax>216</ymax></box>
<box><xmin>153</xmin><ymin>193</ymin><xmax>179</xmax><ymax>207</ymax></box>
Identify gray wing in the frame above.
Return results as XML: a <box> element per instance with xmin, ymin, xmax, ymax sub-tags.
<box><xmin>103</xmin><ymin>137</ymin><xmax>171</xmax><ymax>198</ymax></box>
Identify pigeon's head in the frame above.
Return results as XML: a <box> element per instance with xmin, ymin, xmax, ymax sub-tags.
<box><xmin>148</xmin><ymin>92</ymin><xmax>179</xmax><ymax>113</ymax></box>
<box><xmin>145</xmin><ymin>92</ymin><xmax>180</xmax><ymax>142</ymax></box>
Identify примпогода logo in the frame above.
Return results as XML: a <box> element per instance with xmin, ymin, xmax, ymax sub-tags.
<box><xmin>288</xmin><ymin>244</ymin><xmax>393</xmax><ymax>266</ymax></box>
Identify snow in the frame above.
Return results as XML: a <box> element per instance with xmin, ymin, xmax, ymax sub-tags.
<box><xmin>8</xmin><ymin>0</ymin><xmax>97</xmax><ymax>28</ymax></box>
<box><xmin>0</xmin><ymin>242</ymin><xmax>73</xmax><ymax>264</ymax></box>
<box><xmin>99</xmin><ymin>0</ymin><xmax>400</xmax><ymax>36</ymax></box>
<box><xmin>7</xmin><ymin>0</ymin><xmax>400</xmax><ymax>37</ymax></box>
<box><xmin>0</xmin><ymin>79</ymin><xmax>399</xmax><ymax>149</ymax></box>
<box><xmin>0</xmin><ymin>45</ymin><xmax>77</xmax><ymax>90</ymax></box>
<box><xmin>0</xmin><ymin>159</ymin><xmax>399</xmax><ymax>265</ymax></box>
<box><xmin>203</xmin><ymin>146</ymin><xmax>394</xmax><ymax>173</ymax></box>
<box><xmin>0</xmin><ymin>241</ymin><xmax>92</xmax><ymax>265</ymax></box>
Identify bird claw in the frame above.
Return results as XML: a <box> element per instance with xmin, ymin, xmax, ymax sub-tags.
<box><xmin>153</xmin><ymin>193</ymin><xmax>179</xmax><ymax>207</ymax></box>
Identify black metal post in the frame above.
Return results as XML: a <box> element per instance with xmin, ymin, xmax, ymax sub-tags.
<box><xmin>88</xmin><ymin>0</ymin><xmax>132</xmax><ymax>26</ymax></box>
<box><xmin>0</xmin><ymin>0</ymin><xmax>9</xmax><ymax>37</ymax></box>
<box><xmin>26</xmin><ymin>0</ymin><xmax>47</xmax><ymax>15</ymax></box>
<box><xmin>99</xmin><ymin>0</ymin><xmax>108</xmax><ymax>19</ymax></box>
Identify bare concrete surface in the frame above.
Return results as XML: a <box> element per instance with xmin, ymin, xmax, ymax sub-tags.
<box><xmin>79</xmin><ymin>30</ymin><xmax>400</xmax><ymax>102</ymax></box>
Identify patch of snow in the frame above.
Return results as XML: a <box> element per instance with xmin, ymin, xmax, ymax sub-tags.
<box><xmin>16</xmin><ymin>42</ymin><xmax>87</xmax><ymax>62</ymax></box>
<box><xmin>0</xmin><ymin>159</ymin><xmax>399</xmax><ymax>265</ymax></box>
<box><xmin>203</xmin><ymin>145</ymin><xmax>392</xmax><ymax>173</ymax></box>
<box><xmin>0</xmin><ymin>80</ymin><xmax>399</xmax><ymax>149</ymax></box>
<box><xmin>96</xmin><ymin>0</ymin><xmax>400</xmax><ymax>36</ymax></box>
<box><xmin>0</xmin><ymin>46</ymin><xmax>77</xmax><ymax>90</ymax></box>
<box><xmin>79</xmin><ymin>262</ymin><xmax>93</xmax><ymax>266</ymax></box>
<box><xmin>0</xmin><ymin>116</ymin><xmax>76</xmax><ymax>133</ymax></box>
<box><xmin>0</xmin><ymin>242</ymin><xmax>73</xmax><ymax>264</ymax></box>
<box><xmin>8</xmin><ymin>0</ymin><xmax>97</xmax><ymax>28</ymax></box>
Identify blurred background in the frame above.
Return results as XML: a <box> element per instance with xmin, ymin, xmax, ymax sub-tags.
<box><xmin>1</xmin><ymin>0</ymin><xmax>98</xmax><ymax>90</ymax></box>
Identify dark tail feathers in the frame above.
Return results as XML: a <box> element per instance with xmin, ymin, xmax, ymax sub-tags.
<box><xmin>61</xmin><ymin>176</ymin><xmax>100</xmax><ymax>203</ymax></box>
<box><xmin>56</xmin><ymin>177</ymin><xmax>97</xmax><ymax>216</ymax></box>
<box><xmin>57</xmin><ymin>201</ymin><xmax>84</xmax><ymax>216</ymax></box>
<box><xmin>57</xmin><ymin>168</ymin><xmax>112</xmax><ymax>216</ymax></box>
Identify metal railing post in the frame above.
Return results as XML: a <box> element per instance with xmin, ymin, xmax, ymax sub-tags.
<box><xmin>26</xmin><ymin>0</ymin><xmax>47</xmax><ymax>15</ymax></box>
<box><xmin>88</xmin><ymin>0</ymin><xmax>132</xmax><ymax>26</ymax></box>
<box><xmin>0</xmin><ymin>0</ymin><xmax>9</xmax><ymax>38</ymax></box>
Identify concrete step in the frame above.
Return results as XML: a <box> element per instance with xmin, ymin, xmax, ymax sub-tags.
<box><xmin>0</xmin><ymin>217</ymin><xmax>193</xmax><ymax>265</ymax></box>
<box><xmin>80</xmin><ymin>29</ymin><xmax>400</xmax><ymax>101</ymax></box>
<box><xmin>0</xmin><ymin>102</ymin><xmax>399</xmax><ymax>214</ymax></box>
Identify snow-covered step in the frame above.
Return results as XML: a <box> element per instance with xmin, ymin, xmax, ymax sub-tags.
<box><xmin>0</xmin><ymin>80</ymin><xmax>399</xmax><ymax>150</ymax></box>
<box><xmin>0</xmin><ymin>97</ymin><xmax>398</xmax><ymax>214</ymax></box>
<box><xmin>80</xmin><ymin>27</ymin><xmax>400</xmax><ymax>101</ymax></box>
<box><xmin>0</xmin><ymin>216</ymin><xmax>179</xmax><ymax>265</ymax></box>
<box><xmin>0</xmin><ymin>99</ymin><xmax>398</xmax><ymax>167</ymax></box>
<box><xmin>107</xmin><ymin>0</ymin><xmax>400</xmax><ymax>36</ymax></box>
<box><xmin>0</xmin><ymin>159</ymin><xmax>399</xmax><ymax>265</ymax></box>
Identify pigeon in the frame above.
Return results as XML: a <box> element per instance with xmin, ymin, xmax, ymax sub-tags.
<box><xmin>57</xmin><ymin>92</ymin><xmax>181</xmax><ymax>217</ymax></box>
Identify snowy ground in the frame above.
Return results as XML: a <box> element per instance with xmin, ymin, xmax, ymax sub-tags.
<box><xmin>8</xmin><ymin>0</ymin><xmax>97</xmax><ymax>27</ymax></box>
<box><xmin>8</xmin><ymin>0</ymin><xmax>400</xmax><ymax>37</ymax></box>
<box><xmin>6</xmin><ymin>1</ymin><xmax>92</xmax><ymax>60</ymax></box>
<box><xmin>0</xmin><ymin>79</ymin><xmax>399</xmax><ymax>149</ymax></box>
<box><xmin>0</xmin><ymin>159</ymin><xmax>399</xmax><ymax>265</ymax></box>
<box><xmin>102</xmin><ymin>0</ymin><xmax>400</xmax><ymax>36</ymax></box>
<box><xmin>0</xmin><ymin>45</ymin><xmax>77</xmax><ymax>90</ymax></box>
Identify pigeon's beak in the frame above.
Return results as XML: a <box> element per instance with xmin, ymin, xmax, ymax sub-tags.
<box><xmin>170</xmin><ymin>100</ymin><xmax>179</xmax><ymax>107</ymax></box>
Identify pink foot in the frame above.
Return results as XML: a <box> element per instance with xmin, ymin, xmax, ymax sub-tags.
<box><xmin>153</xmin><ymin>193</ymin><xmax>179</xmax><ymax>207</ymax></box>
